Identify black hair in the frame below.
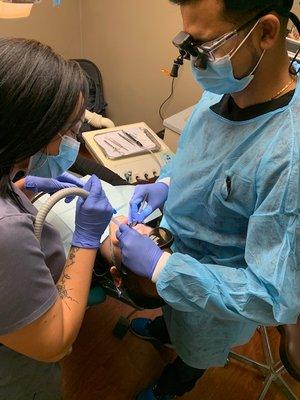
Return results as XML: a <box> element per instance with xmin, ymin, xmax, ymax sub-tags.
<box><xmin>224</xmin><ymin>0</ymin><xmax>293</xmax><ymax>16</ymax></box>
<box><xmin>169</xmin><ymin>0</ymin><xmax>295</xmax><ymax>24</ymax></box>
<box><xmin>0</xmin><ymin>38</ymin><xmax>88</xmax><ymax>209</ymax></box>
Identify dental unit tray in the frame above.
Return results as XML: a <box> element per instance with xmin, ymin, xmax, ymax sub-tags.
<box><xmin>93</xmin><ymin>125</ymin><xmax>161</xmax><ymax>160</ymax></box>
<box><xmin>82</xmin><ymin>123</ymin><xmax>173</xmax><ymax>184</ymax></box>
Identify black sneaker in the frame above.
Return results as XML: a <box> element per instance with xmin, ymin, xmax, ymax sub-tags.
<box><xmin>130</xmin><ymin>318</ymin><xmax>173</xmax><ymax>348</ymax></box>
<box><xmin>135</xmin><ymin>382</ymin><xmax>175</xmax><ymax>400</ymax></box>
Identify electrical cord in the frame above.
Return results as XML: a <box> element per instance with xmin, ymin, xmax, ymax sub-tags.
<box><xmin>158</xmin><ymin>77</ymin><xmax>176</xmax><ymax>121</ymax></box>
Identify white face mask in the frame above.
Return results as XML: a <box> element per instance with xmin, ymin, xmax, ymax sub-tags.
<box><xmin>192</xmin><ymin>20</ymin><xmax>265</xmax><ymax>95</ymax></box>
<box><xmin>28</xmin><ymin>135</ymin><xmax>80</xmax><ymax>178</ymax></box>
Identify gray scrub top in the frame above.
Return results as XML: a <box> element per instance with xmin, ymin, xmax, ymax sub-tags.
<box><xmin>0</xmin><ymin>186</ymin><xmax>66</xmax><ymax>399</ymax></box>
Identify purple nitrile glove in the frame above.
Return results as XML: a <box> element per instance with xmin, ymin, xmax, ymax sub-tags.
<box><xmin>116</xmin><ymin>224</ymin><xmax>163</xmax><ymax>279</ymax></box>
<box><xmin>128</xmin><ymin>182</ymin><xmax>169</xmax><ymax>224</ymax></box>
<box><xmin>57</xmin><ymin>172</ymin><xmax>85</xmax><ymax>203</ymax></box>
<box><xmin>72</xmin><ymin>175</ymin><xmax>113</xmax><ymax>249</ymax></box>
<box><xmin>25</xmin><ymin>172</ymin><xmax>84</xmax><ymax>202</ymax></box>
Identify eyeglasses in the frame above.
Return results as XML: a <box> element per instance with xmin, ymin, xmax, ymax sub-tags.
<box><xmin>172</xmin><ymin>8</ymin><xmax>272</xmax><ymax>70</ymax></box>
<box><xmin>66</xmin><ymin>117</ymin><xmax>85</xmax><ymax>139</ymax></box>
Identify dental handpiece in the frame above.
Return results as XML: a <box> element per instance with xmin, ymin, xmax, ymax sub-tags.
<box><xmin>129</xmin><ymin>195</ymin><xmax>147</xmax><ymax>228</ymax></box>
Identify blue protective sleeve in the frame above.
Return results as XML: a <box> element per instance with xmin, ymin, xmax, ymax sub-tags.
<box><xmin>157</xmin><ymin>143</ymin><xmax>300</xmax><ymax>326</ymax></box>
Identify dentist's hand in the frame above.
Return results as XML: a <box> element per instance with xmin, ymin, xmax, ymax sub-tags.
<box><xmin>72</xmin><ymin>175</ymin><xmax>113</xmax><ymax>249</ymax></box>
<box><xmin>116</xmin><ymin>224</ymin><xmax>163</xmax><ymax>279</ymax></box>
<box><xmin>128</xmin><ymin>182</ymin><xmax>169</xmax><ymax>224</ymax></box>
<box><xmin>25</xmin><ymin>172</ymin><xmax>84</xmax><ymax>202</ymax></box>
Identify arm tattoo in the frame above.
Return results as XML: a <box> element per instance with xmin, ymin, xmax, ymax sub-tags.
<box><xmin>57</xmin><ymin>247</ymin><xmax>80</xmax><ymax>307</ymax></box>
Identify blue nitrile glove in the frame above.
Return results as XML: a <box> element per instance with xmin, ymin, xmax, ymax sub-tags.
<box><xmin>128</xmin><ymin>182</ymin><xmax>169</xmax><ymax>224</ymax></box>
<box><xmin>72</xmin><ymin>175</ymin><xmax>113</xmax><ymax>249</ymax></box>
<box><xmin>25</xmin><ymin>172</ymin><xmax>84</xmax><ymax>202</ymax></box>
<box><xmin>116</xmin><ymin>224</ymin><xmax>163</xmax><ymax>279</ymax></box>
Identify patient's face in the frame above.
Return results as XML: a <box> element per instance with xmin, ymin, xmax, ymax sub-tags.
<box><xmin>100</xmin><ymin>216</ymin><xmax>165</xmax><ymax>309</ymax></box>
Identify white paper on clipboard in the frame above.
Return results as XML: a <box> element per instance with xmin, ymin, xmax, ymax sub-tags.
<box><xmin>94</xmin><ymin>126</ymin><xmax>160</xmax><ymax>159</ymax></box>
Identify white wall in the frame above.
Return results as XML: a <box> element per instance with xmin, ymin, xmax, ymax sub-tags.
<box><xmin>81</xmin><ymin>0</ymin><xmax>202</xmax><ymax>132</ymax></box>
<box><xmin>0</xmin><ymin>0</ymin><xmax>82</xmax><ymax>59</ymax></box>
<box><xmin>0</xmin><ymin>0</ymin><xmax>299</xmax><ymax>132</ymax></box>
<box><xmin>81</xmin><ymin>0</ymin><xmax>300</xmax><ymax>132</ymax></box>
<box><xmin>0</xmin><ymin>0</ymin><xmax>201</xmax><ymax>132</ymax></box>
<box><xmin>292</xmin><ymin>1</ymin><xmax>300</xmax><ymax>16</ymax></box>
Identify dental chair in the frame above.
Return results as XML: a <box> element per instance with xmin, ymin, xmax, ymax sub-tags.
<box><xmin>90</xmin><ymin>254</ymin><xmax>142</xmax><ymax>338</ymax></box>
<box><xmin>87</xmin><ymin>285</ymin><xmax>106</xmax><ymax>307</ymax></box>
<box><xmin>228</xmin><ymin>321</ymin><xmax>300</xmax><ymax>400</ymax></box>
<box><xmin>91</xmin><ymin>216</ymin><xmax>164</xmax><ymax>338</ymax></box>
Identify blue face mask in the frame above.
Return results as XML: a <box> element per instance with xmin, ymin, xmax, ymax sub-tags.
<box><xmin>28</xmin><ymin>135</ymin><xmax>80</xmax><ymax>178</ymax></box>
<box><xmin>192</xmin><ymin>20</ymin><xmax>265</xmax><ymax>95</ymax></box>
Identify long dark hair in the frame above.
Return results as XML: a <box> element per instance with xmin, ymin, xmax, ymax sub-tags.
<box><xmin>0</xmin><ymin>37</ymin><xmax>88</xmax><ymax>207</ymax></box>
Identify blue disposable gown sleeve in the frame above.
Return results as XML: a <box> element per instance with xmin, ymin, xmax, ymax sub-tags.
<box><xmin>156</xmin><ymin>148</ymin><xmax>300</xmax><ymax>326</ymax></box>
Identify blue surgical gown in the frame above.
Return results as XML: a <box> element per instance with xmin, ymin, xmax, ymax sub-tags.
<box><xmin>156</xmin><ymin>85</ymin><xmax>300</xmax><ymax>369</ymax></box>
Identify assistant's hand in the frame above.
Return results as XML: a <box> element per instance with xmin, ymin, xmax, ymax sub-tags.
<box><xmin>116</xmin><ymin>224</ymin><xmax>163</xmax><ymax>279</ymax></box>
<box><xmin>25</xmin><ymin>172</ymin><xmax>84</xmax><ymax>200</ymax></box>
<box><xmin>128</xmin><ymin>182</ymin><xmax>169</xmax><ymax>224</ymax></box>
<box><xmin>72</xmin><ymin>175</ymin><xmax>113</xmax><ymax>249</ymax></box>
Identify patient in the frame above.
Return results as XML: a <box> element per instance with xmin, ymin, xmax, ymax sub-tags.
<box><xmin>99</xmin><ymin>216</ymin><xmax>168</xmax><ymax>309</ymax></box>
<box><xmin>33</xmin><ymin>187</ymin><xmax>165</xmax><ymax>309</ymax></box>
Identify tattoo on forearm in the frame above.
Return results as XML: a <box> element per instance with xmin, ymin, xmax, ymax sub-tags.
<box><xmin>57</xmin><ymin>247</ymin><xmax>80</xmax><ymax>307</ymax></box>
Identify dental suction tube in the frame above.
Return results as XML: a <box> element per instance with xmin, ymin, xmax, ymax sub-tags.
<box><xmin>85</xmin><ymin>110</ymin><xmax>115</xmax><ymax>129</ymax></box>
<box><xmin>34</xmin><ymin>188</ymin><xmax>89</xmax><ymax>242</ymax></box>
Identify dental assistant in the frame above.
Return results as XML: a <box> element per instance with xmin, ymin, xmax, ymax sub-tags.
<box><xmin>0</xmin><ymin>38</ymin><xmax>113</xmax><ymax>399</ymax></box>
<box><xmin>117</xmin><ymin>1</ymin><xmax>300</xmax><ymax>399</ymax></box>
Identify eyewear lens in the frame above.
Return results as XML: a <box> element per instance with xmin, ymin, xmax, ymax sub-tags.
<box><xmin>198</xmin><ymin>32</ymin><xmax>239</xmax><ymax>62</ymax></box>
<box><xmin>67</xmin><ymin>118</ymin><xmax>84</xmax><ymax>139</ymax></box>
